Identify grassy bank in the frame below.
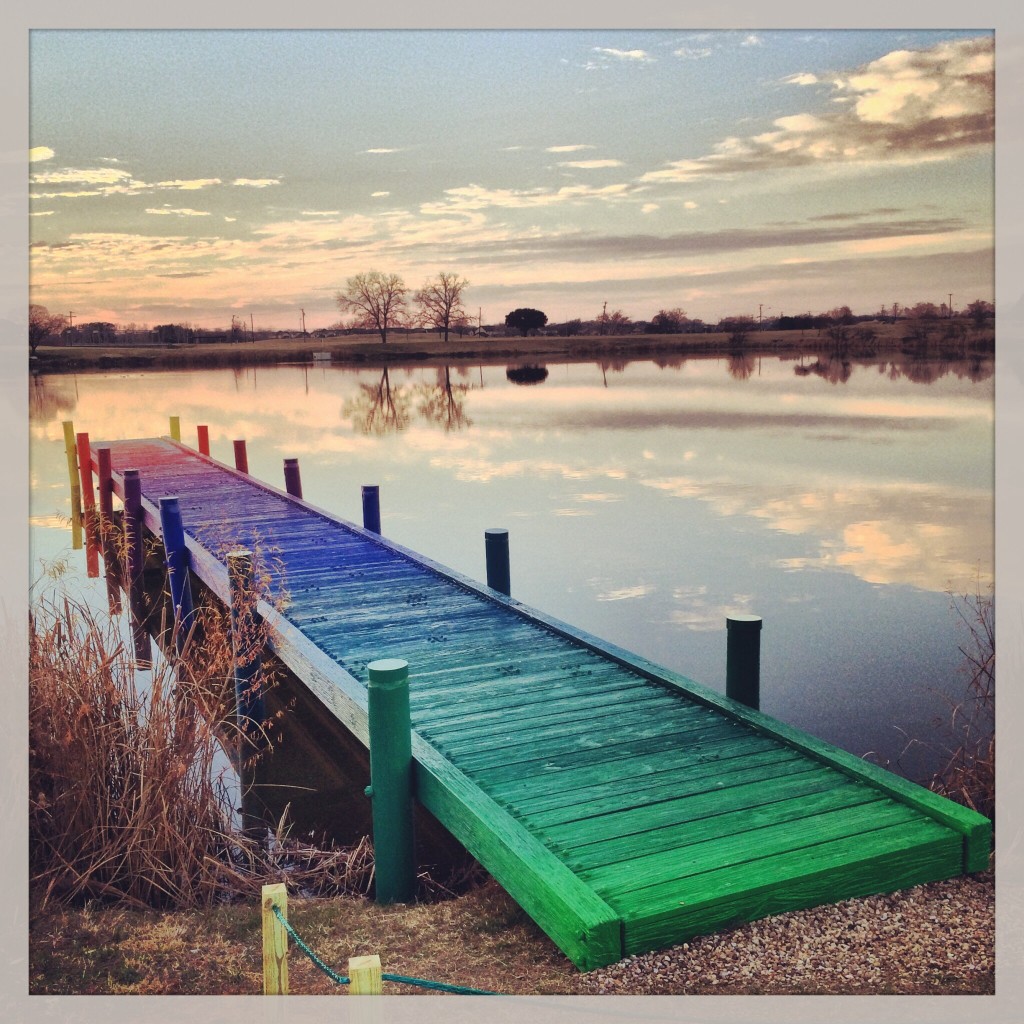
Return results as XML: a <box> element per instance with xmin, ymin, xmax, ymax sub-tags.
<box><xmin>30</xmin><ymin>323</ymin><xmax>995</xmax><ymax>374</ymax></box>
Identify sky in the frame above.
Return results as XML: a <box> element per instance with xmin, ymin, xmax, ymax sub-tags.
<box><xmin>28</xmin><ymin>28</ymin><xmax>994</xmax><ymax>331</ymax></box>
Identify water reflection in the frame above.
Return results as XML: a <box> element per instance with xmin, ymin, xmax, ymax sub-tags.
<box><xmin>505</xmin><ymin>365</ymin><xmax>549</xmax><ymax>386</ymax></box>
<box><xmin>343</xmin><ymin>366</ymin><xmax>412</xmax><ymax>435</ymax></box>
<box><xmin>28</xmin><ymin>354</ymin><xmax>993</xmax><ymax>777</ymax></box>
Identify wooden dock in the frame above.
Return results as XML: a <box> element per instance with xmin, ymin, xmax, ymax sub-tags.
<box><xmin>84</xmin><ymin>434</ymin><xmax>990</xmax><ymax>971</ymax></box>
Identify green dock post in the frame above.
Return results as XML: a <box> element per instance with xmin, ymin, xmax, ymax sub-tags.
<box><xmin>122</xmin><ymin>469</ymin><xmax>151</xmax><ymax>665</ymax></box>
<box><xmin>158</xmin><ymin>495</ymin><xmax>195</xmax><ymax>652</ymax></box>
<box><xmin>485</xmin><ymin>528</ymin><xmax>511</xmax><ymax>596</ymax></box>
<box><xmin>366</xmin><ymin>658</ymin><xmax>415</xmax><ymax>903</ymax></box>
<box><xmin>726</xmin><ymin>614</ymin><xmax>762</xmax><ymax>711</ymax></box>
<box><xmin>61</xmin><ymin>420</ymin><xmax>83</xmax><ymax>550</ymax></box>
<box><xmin>197</xmin><ymin>424</ymin><xmax>210</xmax><ymax>456</ymax></box>
<box><xmin>283</xmin><ymin>458</ymin><xmax>303</xmax><ymax>499</ymax></box>
<box><xmin>169</xmin><ymin>415</ymin><xmax>181</xmax><ymax>441</ymax></box>
<box><xmin>362</xmin><ymin>485</ymin><xmax>381</xmax><ymax>534</ymax></box>
<box><xmin>233</xmin><ymin>439</ymin><xmax>249</xmax><ymax>474</ymax></box>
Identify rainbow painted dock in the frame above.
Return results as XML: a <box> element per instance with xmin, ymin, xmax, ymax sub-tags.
<box><xmin>81</xmin><ymin>432</ymin><xmax>990</xmax><ymax>970</ymax></box>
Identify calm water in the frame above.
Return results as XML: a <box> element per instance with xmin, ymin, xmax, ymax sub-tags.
<box><xmin>29</xmin><ymin>352</ymin><xmax>994</xmax><ymax>782</ymax></box>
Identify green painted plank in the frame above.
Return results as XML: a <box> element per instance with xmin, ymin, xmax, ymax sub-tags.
<box><xmin>588</xmin><ymin>799</ymin><xmax>938</xmax><ymax>902</ymax></box>
<box><xmin>566</xmin><ymin>782</ymin><xmax>885</xmax><ymax>873</ymax></box>
<box><xmin>527</xmin><ymin>747</ymin><xmax>809</xmax><ymax>831</ymax></box>
<box><xmin>543</xmin><ymin>764</ymin><xmax>838</xmax><ymax>851</ymax></box>
<box><xmin>495</xmin><ymin>734</ymin><xmax>791</xmax><ymax>817</ymax></box>
<box><xmin>619</xmin><ymin>821</ymin><xmax>962</xmax><ymax>957</ymax></box>
<box><xmin>475</xmin><ymin>717</ymin><xmax>751</xmax><ymax>790</ymax></box>
<box><xmin>445</xmin><ymin>703</ymin><xmax>720</xmax><ymax>774</ymax></box>
<box><xmin>433</xmin><ymin>689</ymin><xmax>683</xmax><ymax>757</ymax></box>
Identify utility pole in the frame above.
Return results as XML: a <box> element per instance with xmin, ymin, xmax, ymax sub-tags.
<box><xmin>300</xmin><ymin>308</ymin><xmax>307</xmax><ymax>335</ymax></box>
<box><xmin>250</xmin><ymin>313</ymin><xmax>254</xmax><ymax>343</ymax></box>
<box><xmin>948</xmin><ymin>293</ymin><xmax>953</xmax><ymax>318</ymax></box>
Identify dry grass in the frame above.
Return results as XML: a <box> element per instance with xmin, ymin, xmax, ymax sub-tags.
<box><xmin>28</xmin><ymin>582</ymin><xmax>387</xmax><ymax>911</ymax></box>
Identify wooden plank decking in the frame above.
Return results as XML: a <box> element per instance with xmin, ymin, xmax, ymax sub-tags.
<box><xmin>89</xmin><ymin>436</ymin><xmax>991</xmax><ymax>970</ymax></box>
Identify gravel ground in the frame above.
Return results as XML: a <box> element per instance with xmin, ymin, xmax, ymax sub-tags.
<box><xmin>575</xmin><ymin>870</ymin><xmax>994</xmax><ymax>995</ymax></box>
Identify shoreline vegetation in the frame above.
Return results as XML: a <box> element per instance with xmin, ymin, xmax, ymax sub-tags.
<box><xmin>29</xmin><ymin>323</ymin><xmax>995</xmax><ymax>375</ymax></box>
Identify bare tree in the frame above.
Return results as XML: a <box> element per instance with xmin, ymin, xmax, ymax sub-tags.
<box><xmin>336</xmin><ymin>271</ymin><xmax>408</xmax><ymax>344</ymax></box>
<box><xmin>415</xmin><ymin>272</ymin><xmax>469</xmax><ymax>343</ymax></box>
<box><xmin>29</xmin><ymin>304</ymin><xmax>66</xmax><ymax>354</ymax></box>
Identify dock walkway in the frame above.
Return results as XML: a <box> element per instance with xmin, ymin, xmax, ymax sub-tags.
<box><xmin>90</xmin><ymin>436</ymin><xmax>990</xmax><ymax>970</ymax></box>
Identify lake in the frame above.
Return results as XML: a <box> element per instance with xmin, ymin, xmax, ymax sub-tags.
<box><xmin>29</xmin><ymin>351</ymin><xmax>994</xmax><ymax>783</ymax></box>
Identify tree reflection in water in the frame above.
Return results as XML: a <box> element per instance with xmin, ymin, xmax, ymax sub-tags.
<box><xmin>343</xmin><ymin>365</ymin><xmax>473</xmax><ymax>435</ymax></box>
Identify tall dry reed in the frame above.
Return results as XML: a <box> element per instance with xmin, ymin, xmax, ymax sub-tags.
<box><xmin>29</xmin><ymin>587</ymin><xmax>378</xmax><ymax>909</ymax></box>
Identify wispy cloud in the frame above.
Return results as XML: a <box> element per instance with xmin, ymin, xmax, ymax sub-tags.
<box><xmin>593</xmin><ymin>47</ymin><xmax>655</xmax><ymax>63</ymax></box>
<box><xmin>784</xmin><ymin>72</ymin><xmax>819</xmax><ymax>86</ymax></box>
<box><xmin>641</xmin><ymin>36</ymin><xmax>993</xmax><ymax>183</ymax></box>
<box><xmin>371</xmin><ymin>191</ymin><xmax>390</xmax><ymax>197</ymax></box>
<box><xmin>673</xmin><ymin>46</ymin><xmax>712</xmax><ymax>60</ymax></box>
<box><xmin>156</xmin><ymin>178</ymin><xmax>224</xmax><ymax>190</ymax></box>
<box><xmin>546</xmin><ymin>144</ymin><xmax>595</xmax><ymax>153</ymax></box>
<box><xmin>145</xmin><ymin>207</ymin><xmax>212</xmax><ymax>217</ymax></box>
<box><xmin>741</xmin><ymin>34</ymin><xmax>763</xmax><ymax>48</ymax></box>
<box><xmin>559</xmin><ymin>159</ymin><xmax>624</xmax><ymax>169</ymax></box>
<box><xmin>421</xmin><ymin>181</ymin><xmax>633</xmax><ymax>213</ymax></box>
<box><xmin>232</xmin><ymin>178</ymin><xmax>280</xmax><ymax>187</ymax></box>
<box><xmin>29</xmin><ymin>146</ymin><xmax>55</xmax><ymax>162</ymax></box>
<box><xmin>363</xmin><ymin>147</ymin><xmax>402</xmax><ymax>154</ymax></box>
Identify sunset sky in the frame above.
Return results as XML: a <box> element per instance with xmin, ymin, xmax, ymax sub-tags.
<box><xmin>29</xmin><ymin>28</ymin><xmax>994</xmax><ymax>331</ymax></box>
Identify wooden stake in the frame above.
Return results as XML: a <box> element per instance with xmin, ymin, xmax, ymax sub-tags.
<box><xmin>61</xmin><ymin>420</ymin><xmax>83</xmax><ymax>550</ymax></box>
<box><xmin>197</xmin><ymin>424</ymin><xmax>210</xmax><ymax>456</ymax></box>
<box><xmin>96</xmin><ymin>446</ymin><xmax>122</xmax><ymax>614</ymax></box>
<box><xmin>76</xmin><ymin>431</ymin><xmax>98</xmax><ymax>577</ymax></box>
<box><xmin>169</xmin><ymin>415</ymin><xmax>181</xmax><ymax>441</ymax></box>
<box><xmin>261</xmin><ymin>883</ymin><xmax>288</xmax><ymax>995</ymax></box>
<box><xmin>348</xmin><ymin>954</ymin><xmax>382</xmax><ymax>995</ymax></box>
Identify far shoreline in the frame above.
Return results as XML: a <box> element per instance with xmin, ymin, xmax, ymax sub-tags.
<box><xmin>29</xmin><ymin>325</ymin><xmax>995</xmax><ymax>376</ymax></box>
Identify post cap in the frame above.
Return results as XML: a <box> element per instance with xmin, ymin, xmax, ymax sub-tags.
<box><xmin>368</xmin><ymin>658</ymin><xmax>409</xmax><ymax>686</ymax></box>
<box><xmin>727</xmin><ymin>614</ymin><xmax>763</xmax><ymax>630</ymax></box>
<box><xmin>485</xmin><ymin>527</ymin><xmax>509</xmax><ymax>537</ymax></box>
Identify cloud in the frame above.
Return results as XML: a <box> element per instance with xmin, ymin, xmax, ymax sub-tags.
<box><xmin>145</xmin><ymin>207</ymin><xmax>211</xmax><ymax>217</ymax></box>
<box><xmin>371</xmin><ymin>191</ymin><xmax>391</xmax><ymax>197</ymax></box>
<box><xmin>641</xmin><ymin>203</ymin><xmax>659</xmax><ymax>214</ymax></box>
<box><xmin>559</xmin><ymin>159</ymin><xmax>624</xmax><ymax>169</ymax></box>
<box><xmin>155</xmin><ymin>178</ymin><xmax>224</xmax><ymax>190</ymax></box>
<box><xmin>29</xmin><ymin>146</ymin><xmax>55</xmax><ymax>162</ymax></box>
<box><xmin>641</xmin><ymin>36</ymin><xmax>993</xmax><ymax>183</ymax></box>
<box><xmin>784</xmin><ymin>72</ymin><xmax>819</xmax><ymax>86</ymax></box>
<box><xmin>32</xmin><ymin>166</ymin><xmax>134</xmax><ymax>185</ymax></box>
<box><xmin>673</xmin><ymin>46</ymin><xmax>712</xmax><ymax>60</ymax></box>
<box><xmin>232</xmin><ymin>178</ymin><xmax>280</xmax><ymax>187</ymax></box>
<box><xmin>741</xmin><ymin>34</ymin><xmax>763</xmax><ymax>47</ymax></box>
<box><xmin>593</xmin><ymin>47</ymin><xmax>655</xmax><ymax>63</ymax></box>
<box><xmin>421</xmin><ymin>181</ymin><xmax>633</xmax><ymax>213</ymax></box>
<box><xmin>30</xmin><ymin>210</ymin><xmax>55</xmax><ymax>216</ymax></box>
<box><xmin>363</xmin><ymin>148</ymin><xmax>401</xmax><ymax>154</ymax></box>
<box><xmin>300</xmin><ymin>210</ymin><xmax>341</xmax><ymax>216</ymax></box>
<box><xmin>546</xmin><ymin>144</ymin><xmax>595</xmax><ymax>153</ymax></box>
<box><xmin>683</xmin><ymin>201</ymin><xmax>698</xmax><ymax>210</ymax></box>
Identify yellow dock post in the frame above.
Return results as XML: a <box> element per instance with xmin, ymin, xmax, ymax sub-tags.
<box><xmin>262</xmin><ymin>883</ymin><xmax>288</xmax><ymax>994</ymax></box>
<box><xmin>61</xmin><ymin>420</ymin><xmax>83</xmax><ymax>549</ymax></box>
<box><xmin>349</xmin><ymin>955</ymin><xmax>382</xmax><ymax>995</ymax></box>
<box><xmin>169</xmin><ymin>415</ymin><xmax>181</xmax><ymax>441</ymax></box>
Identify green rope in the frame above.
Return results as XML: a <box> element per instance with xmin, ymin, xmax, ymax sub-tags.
<box><xmin>271</xmin><ymin>904</ymin><xmax>499</xmax><ymax>995</ymax></box>
<box><xmin>382</xmin><ymin>972</ymin><xmax>499</xmax><ymax>996</ymax></box>
<box><xmin>271</xmin><ymin>904</ymin><xmax>350</xmax><ymax>986</ymax></box>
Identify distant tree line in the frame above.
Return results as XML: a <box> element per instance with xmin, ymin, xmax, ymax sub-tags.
<box><xmin>28</xmin><ymin>291</ymin><xmax>996</xmax><ymax>352</ymax></box>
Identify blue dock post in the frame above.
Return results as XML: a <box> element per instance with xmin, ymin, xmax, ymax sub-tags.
<box><xmin>726</xmin><ymin>614</ymin><xmax>762</xmax><ymax>710</ymax></box>
<box><xmin>485</xmin><ymin>528</ymin><xmax>511</xmax><ymax>596</ymax></box>
<box><xmin>362</xmin><ymin>485</ymin><xmax>381</xmax><ymax>534</ymax></box>
<box><xmin>158</xmin><ymin>496</ymin><xmax>195</xmax><ymax>651</ymax></box>
<box><xmin>122</xmin><ymin>469</ymin><xmax>151</xmax><ymax>665</ymax></box>
<box><xmin>283</xmin><ymin>458</ymin><xmax>303</xmax><ymax>499</ymax></box>
<box><xmin>365</xmin><ymin>658</ymin><xmax>415</xmax><ymax>903</ymax></box>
